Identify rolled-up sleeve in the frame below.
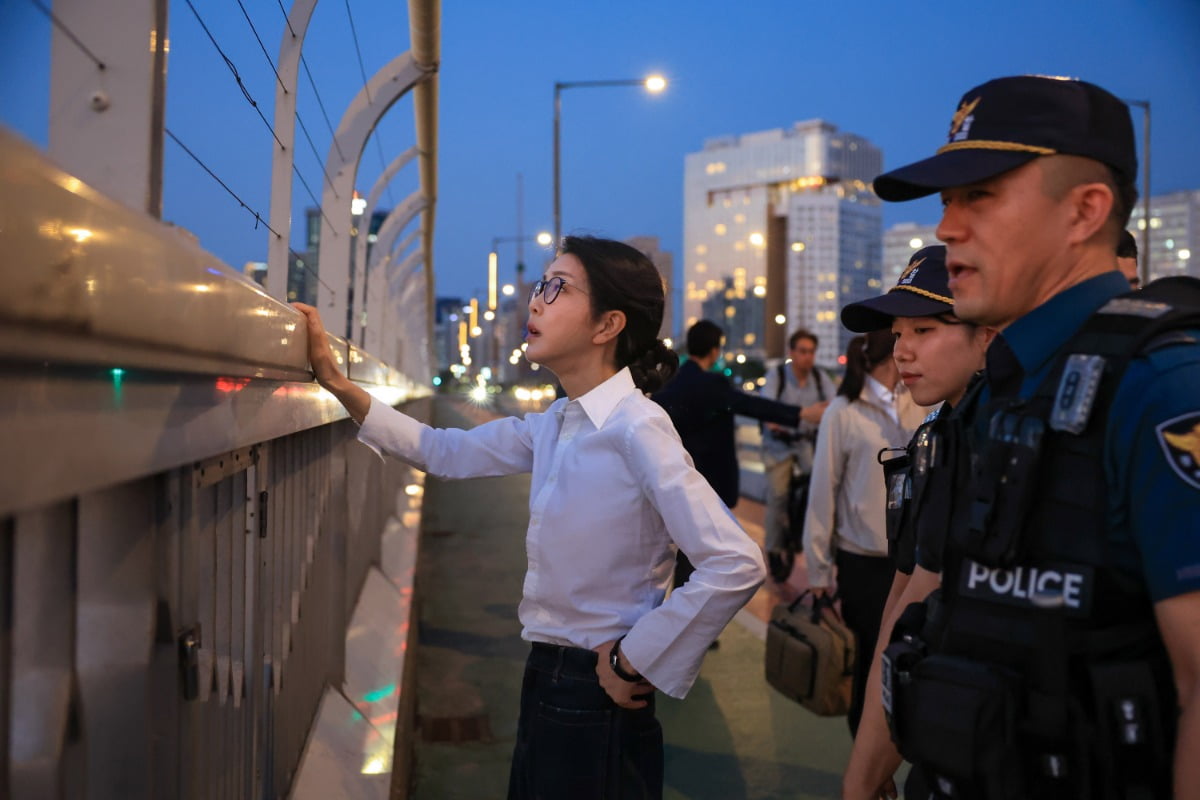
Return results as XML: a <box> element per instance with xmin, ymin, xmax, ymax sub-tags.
<box><xmin>357</xmin><ymin>395</ymin><xmax>536</xmax><ymax>479</ymax></box>
<box><xmin>618</xmin><ymin>413</ymin><xmax>766</xmax><ymax>697</ymax></box>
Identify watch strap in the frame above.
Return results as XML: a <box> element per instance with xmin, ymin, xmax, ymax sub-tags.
<box><xmin>609</xmin><ymin>636</ymin><xmax>642</xmax><ymax>682</ymax></box>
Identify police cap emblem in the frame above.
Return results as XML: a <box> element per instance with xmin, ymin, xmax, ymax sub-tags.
<box><xmin>1157</xmin><ymin>413</ymin><xmax>1200</xmax><ymax>490</ymax></box>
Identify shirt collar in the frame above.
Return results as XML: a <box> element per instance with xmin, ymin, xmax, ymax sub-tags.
<box><xmin>865</xmin><ymin>374</ymin><xmax>896</xmax><ymax>407</ymax></box>
<box><xmin>567</xmin><ymin>367</ymin><xmax>637</xmax><ymax>429</ymax></box>
<box><xmin>1002</xmin><ymin>271</ymin><xmax>1130</xmax><ymax>380</ymax></box>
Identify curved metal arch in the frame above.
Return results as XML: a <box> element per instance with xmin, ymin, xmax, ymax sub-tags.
<box><xmin>388</xmin><ymin>228</ymin><xmax>422</xmax><ymax>272</ymax></box>
<box><xmin>362</xmin><ymin>191</ymin><xmax>426</xmax><ymax>352</ymax></box>
<box><xmin>367</xmin><ymin>244</ymin><xmax>420</xmax><ymax>356</ymax></box>
<box><xmin>265</xmin><ymin>0</ymin><xmax>319</xmax><ymax>302</ymax></box>
<box><xmin>392</xmin><ymin>264</ymin><xmax>427</xmax><ymax>373</ymax></box>
<box><xmin>353</xmin><ymin>145</ymin><xmax>418</xmax><ymax>315</ymax></box>
<box><xmin>388</xmin><ymin>249</ymin><xmax>424</xmax><ymax>294</ymax></box>
<box><xmin>316</xmin><ymin>52</ymin><xmax>432</xmax><ymax>339</ymax></box>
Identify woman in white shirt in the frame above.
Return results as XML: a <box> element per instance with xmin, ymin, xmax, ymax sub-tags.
<box><xmin>803</xmin><ymin>328</ymin><xmax>925</xmax><ymax>737</ymax></box>
<box><xmin>294</xmin><ymin>236</ymin><xmax>765</xmax><ymax>800</ymax></box>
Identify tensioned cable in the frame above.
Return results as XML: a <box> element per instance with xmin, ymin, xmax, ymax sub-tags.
<box><xmin>275</xmin><ymin>0</ymin><xmax>297</xmax><ymax>38</ymax></box>
<box><xmin>234</xmin><ymin>0</ymin><xmax>338</xmax><ymax>200</ymax></box>
<box><xmin>343</xmin><ymin>0</ymin><xmax>398</xmax><ymax>208</ymax></box>
<box><xmin>166</xmin><ymin>127</ymin><xmax>334</xmax><ymax>295</ymax></box>
<box><xmin>275</xmin><ymin>1</ymin><xmax>347</xmax><ymax>165</ymax></box>
<box><xmin>182</xmin><ymin>0</ymin><xmax>285</xmax><ymax>152</ymax></box>
<box><xmin>343</xmin><ymin>0</ymin><xmax>373</xmax><ymax>104</ymax></box>
<box><xmin>188</xmin><ymin>0</ymin><xmax>335</xmax><ymax>231</ymax></box>
<box><xmin>299</xmin><ymin>55</ymin><xmax>347</xmax><ymax>164</ymax></box>
<box><xmin>234</xmin><ymin>0</ymin><xmax>285</xmax><ymax>93</ymax></box>
<box><xmin>27</xmin><ymin>0</ymin><xmax>106</xmax><ymax>70</ymax></box>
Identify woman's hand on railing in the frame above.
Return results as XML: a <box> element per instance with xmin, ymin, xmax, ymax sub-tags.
<box><xmin>292</xmin><ymin>303</ymin><xmax>345</xmax><ymax>388</ymax></box>
<box><xmin>292</xmin><ymin>303</ymin><xmax>371</xmax><ymax>424</ymax></box>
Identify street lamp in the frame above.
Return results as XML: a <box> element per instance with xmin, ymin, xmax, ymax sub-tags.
<box><xmin>489</xmin><ymin>232</ymin><xmax>555</xmax><ymax>309</ymax></box>
<box><xmin>553</xmin><ymin>74</ymin><xmax>668</xmax><ymax>245</ymax></box>
<box><xmin>1124</xmin><ymin>98</ymin><xmax>1151</xmax><ymax>286</ymax></box>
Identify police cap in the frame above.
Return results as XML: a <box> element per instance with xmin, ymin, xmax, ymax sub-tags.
<box><xmin>874</xmin><ymin>75</ymin><xmax>1137</xmax><ymax>202</ymax></box>
<box><xmin>841</xmin><ymin>245</ymin><xmax>953</xmax><ymax>332</ymax></box>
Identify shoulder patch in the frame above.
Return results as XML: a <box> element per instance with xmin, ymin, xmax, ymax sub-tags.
<box><xmin>1157</xmin><ymin>412</ymin><xmax>1200</xmax><ymax>490</ymax></box>
<box><xmin>1097</xmin><ymin>297</ymin><xmax>1171</xmax><ymax>318</ymax></box>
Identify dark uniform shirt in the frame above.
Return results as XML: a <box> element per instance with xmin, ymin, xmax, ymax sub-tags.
<box><xmin>971</xmin><ymin>271</ymin><xmax>1200</xmax><ymax>602</ymax></box>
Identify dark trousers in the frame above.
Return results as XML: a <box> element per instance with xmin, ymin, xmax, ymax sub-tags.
<box><xmin>507</xmin><ymin>643</ymin><xmax>663</xmax><ymax>800</ymax></box>
<box><xmin>673</xmin><ymin>551</ymin><xmax>694</xmax><ymax>589</ymax></box>
<box><xmin>835</xmin><ymin>549</ymin><xmax>894</xmax><ymax>738</ymax></box>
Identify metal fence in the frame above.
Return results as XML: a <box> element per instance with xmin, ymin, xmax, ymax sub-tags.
<box><xmin>0</xmin><ymin>1</ymin><xmax>439</xmax><ymax>795</ymax></box>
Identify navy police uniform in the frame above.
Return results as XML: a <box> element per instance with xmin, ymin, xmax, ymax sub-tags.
<box><xmin>841</xmin><ymin>245</ymin><xmax>962</xmax><ymax>579</ymax></box>
<box><xmin>870</xmin><ymin>75</ymin><xmax>1200</xmax><ymax>799</ymax></box>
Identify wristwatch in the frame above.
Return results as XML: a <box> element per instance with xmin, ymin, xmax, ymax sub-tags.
<box><xmin>609</xmin><ymin>636</ymin><xmax>642</xmax><ymax>682</ymax></box>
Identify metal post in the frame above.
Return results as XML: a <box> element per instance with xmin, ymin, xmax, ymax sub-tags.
<box><xmin>48</xmin><ymin>0</ymin><xmax>169</xmax><ymax>217</ymax></box>
<box><xmin>265</xmin><ymin>0</ymin><xmax>318</xmax><ymax>303</ymax></box>
<box><xmin>553</xmin><ymin>84</ymin><xmax>562</xmax><ymax>247</ymax></box>
<box><xmin>550</xmin><ymin>77</ymin><xmax>666</xmax><ymax>249</ymax></box>
<box><xmin>315</xmin><ymin>53</ymin><xmax>431</xmax><ymax>339</ymax></box>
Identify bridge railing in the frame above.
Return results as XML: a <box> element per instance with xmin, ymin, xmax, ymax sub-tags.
<box><xmin>0</xmin><ymin>0</ymin><xmax>439</xmax><ymax>795</ymax></box>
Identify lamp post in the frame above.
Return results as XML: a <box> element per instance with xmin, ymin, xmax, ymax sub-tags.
<box><xmin>553</xmin><ymin>75</ymin><xmax>667</xmax><ymax>245</ymax></box>
<box><xmin>1124</xmin><ymin>98</ymin><xmax>1151</xmax><ymax>286</ymax></box>
<box><xmin>490</xmin><ymin>231</ymin><xmax>554</xmax><ymax>306</ymax></box>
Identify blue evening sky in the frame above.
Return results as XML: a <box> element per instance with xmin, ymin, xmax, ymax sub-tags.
<box><xmin>3</xmin><ymin>0</ymin><xmax>1199</xmax><ymax>306</ymax></box>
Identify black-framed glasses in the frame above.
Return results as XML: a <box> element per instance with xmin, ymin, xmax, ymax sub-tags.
<box><xmin>529</xmin><ymin>276</ymin><xmax>585</xmax><ymax>305</ymax></box>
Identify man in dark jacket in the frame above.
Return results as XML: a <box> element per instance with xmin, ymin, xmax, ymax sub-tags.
<box><xmin>653</xmin><ymin>320</ymin><xmax>804</xmax><ymax>588</ymax></box>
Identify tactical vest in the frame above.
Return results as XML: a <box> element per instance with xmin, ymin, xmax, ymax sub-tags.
<box><xmin>883</xmin><ymin>277</ymin><xmax>1200</xmax><ymax>800</ymax></box>
<box><xmin>883</xmin><ymin>404</ymin><xmax>961</xmax><ymax>576</ymax></box>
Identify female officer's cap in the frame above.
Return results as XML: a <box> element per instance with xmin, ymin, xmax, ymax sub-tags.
<box><xmin>873</xmin><ymin>75</ymin><xmax>1136</xmax><ymax>202</ymax></box>
<box><xmin>841</xmin><ymin>245</ymin><xmax>953</xmax><ymax>332</ymax></box>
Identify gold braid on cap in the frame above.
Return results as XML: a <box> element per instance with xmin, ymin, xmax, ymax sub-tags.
<box><xmin>888</xmin><ymin>284</ymin><xmax>954</xmax><ymax>305</ymax></box>
<box><xmin>937</xmin><ymin>140</ymin><xmax>1056</xmax><ymax>155</ymax></box>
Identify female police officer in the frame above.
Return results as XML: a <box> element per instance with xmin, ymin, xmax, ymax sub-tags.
<box><xmin>837</xmin><ymin>246</ymin><xmax>995</xmax><ymax>800</ymax></box>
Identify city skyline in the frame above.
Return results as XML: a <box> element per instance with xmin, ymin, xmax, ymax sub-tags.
<box><xmin>3</xmin><ymin>0</ymin><xmax>1199</xmax><ymax>312</ymax></box>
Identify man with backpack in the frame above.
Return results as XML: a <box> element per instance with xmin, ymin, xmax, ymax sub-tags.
<box><xmin>760</xmin><ymin>329</ymin><xmax>834</xmax><ymax>583</ymax></box>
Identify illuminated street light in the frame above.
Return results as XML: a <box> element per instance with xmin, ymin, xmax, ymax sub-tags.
<box><xmin>554</xmin><ymin>74</ymin><xmax>669</xmax><ymax>243</ymax></box>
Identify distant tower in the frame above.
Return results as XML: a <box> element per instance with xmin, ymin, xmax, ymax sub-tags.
<box><xmin>683</xmin><ymin>120</ymin><xmax>883</xmax><ymax>366</ymax></box>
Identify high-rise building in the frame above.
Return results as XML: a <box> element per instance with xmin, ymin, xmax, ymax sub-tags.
<box><xmin>883</xmin><ymin>223</ymin><xmax>941</xmax><ymax>285</ymax></box>
<box><xmin>288</xmin><ymin>205</ymin><xmax>390</xmax><ymax>313</ymax></box>
<box><xmin>683</xmin><ymin>120</ymin><xmax>883</xmax><ymax>367</ymax></box>
<box><xmin>625</xmin><ymin>235</ymin><xmax>675</xmax><ymax>339</ymax></box>
<box><xmin>1128</xmin><ymin>190</ymin><xmax>1200</xmax><ymax>281</ymax></box>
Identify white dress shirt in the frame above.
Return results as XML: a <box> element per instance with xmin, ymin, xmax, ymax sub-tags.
<box><xmin>357</xmin><ymin>368</ymin><xmax>766</xmax><ymax>698</ymax></box>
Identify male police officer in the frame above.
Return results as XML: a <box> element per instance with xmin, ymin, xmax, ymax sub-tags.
<box><xmin>847</xmin><ymin>76</ymin><xmax>1200</xmax><ymax>800</ymax></box>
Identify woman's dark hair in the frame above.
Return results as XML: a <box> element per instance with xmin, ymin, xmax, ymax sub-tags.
<box><xmin>838</xmin><ymin>329</ymin><xmax>895</xmax><ymax>402</ymax></box>
<box><xmin>560</xmin><ymin>235</ymin><xmax>678</xmax><ymax>393</ymax></box>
